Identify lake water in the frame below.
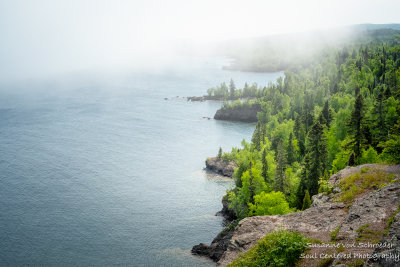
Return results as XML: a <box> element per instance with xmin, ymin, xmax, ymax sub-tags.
<box><xmin>0</xmin><ymin>58</ymin><xmax>282</xmax><ymax>266</ymax></box>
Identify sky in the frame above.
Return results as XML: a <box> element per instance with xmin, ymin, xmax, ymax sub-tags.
<box><xmin>0</xmin><ymin>0</ymin><xmax>399</xmax><ymax>81</ymax></box>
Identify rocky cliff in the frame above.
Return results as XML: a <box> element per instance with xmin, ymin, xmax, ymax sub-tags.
<box><xmin>198</xmin><ymin>164</ymin><xmax>400</xmax><ymax>266</ymax></box>
<box><xmin>214</xmin><ymin>104</ymin><xmax>261</xmax><ymax>122</ymax></box>
<box><xmin>205</xmin><ymin>157</ymin><xmax>237</xmax><ymax>178</ymax></box>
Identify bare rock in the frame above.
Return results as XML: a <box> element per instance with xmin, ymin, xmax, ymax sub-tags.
<box><xmin>364</xmin><ymin>214</ymin><xmax>400</xmax><ymax>267</ymax></box>
<box><xmin>205</xmin><ymin>157</ymin><xmax>237</xmax><ymax>178</ymax></box>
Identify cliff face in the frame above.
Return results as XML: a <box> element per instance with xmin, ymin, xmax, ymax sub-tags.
<box><xmin>208</xmin><ymin>164</ymin><xmax>400</xmax><ymax>266</ymax></box>
<box><xmin>214</xmin><ymin>104</ymin><xmax>261</xmax><ymax>122</ymax></box>
<box><xmin>205</xmin><ymin>157</ymin><xmax>237</xmax><ymax>178</ymax></box>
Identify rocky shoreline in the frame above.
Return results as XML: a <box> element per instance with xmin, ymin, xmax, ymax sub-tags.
<box><xmin>214</xmin><ymin>103</ymin><xmax>260</xmax><ymax>122</ymax></box>
<box><xmin>193</xmin><ymin>164</ymin><xmax>400</xmax><ymax>266</ymax></box>
<box><xmin>205</xmin><ymin>157</ymin><xmax>237</xmax><ymax>178</ymax></box>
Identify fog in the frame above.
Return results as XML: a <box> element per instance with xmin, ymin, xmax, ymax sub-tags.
<box><xmin>0</xmin><ymin>0</ymin><xmax>399</xmax><ymax>83</ymax></box>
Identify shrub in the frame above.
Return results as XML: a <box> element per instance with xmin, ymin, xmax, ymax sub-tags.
<box><xmin>228</xmin><ymin>229</ymin><xmax>308</xmax><ymax>267</ymax></box>
<box><xmin>248</xmin><ymin>191</ymin><xmax>292</xmax><ymax>216</ymax></box>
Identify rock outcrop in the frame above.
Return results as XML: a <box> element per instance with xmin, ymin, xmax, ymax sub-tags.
<box><xmin>215</xmin><ymin>196</ymin><xmax>236</xmax><ymax>221</ymax></box>
<box><xmin>205</xmin><ymin>157</ymin><xmax>237</xmax><ymax>178</ymax></box>
<box><xmin>196</xmin><ymin>164</ymin><xmax>400</xmax><ymax>266</ymax></box>
<box><xmin>191</xmin><ymin>226</ymin><xmax>235</xmax><ymax>262</ymax></box>
<box><xmin>364</xmin><ymin>213</ymin><xmax>400</xmax><ymax>267</ymax></box>
<box><xmin>214</xmin><ymin>104</ymin><xmax>261</xmax><ymax>122</ymax></box>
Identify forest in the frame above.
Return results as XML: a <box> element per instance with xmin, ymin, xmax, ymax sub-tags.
<box><xmin>212</xmin><ymin>28</ymin><xmax>400</xmax><ymax>221</ymax></box>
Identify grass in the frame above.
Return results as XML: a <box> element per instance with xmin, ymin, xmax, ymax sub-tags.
<box><xmin>317</xmin><ymin>257</ymin><xmax>334</xmax><ymax>267</ymax></box>
<box><xmin>355</xmin><ymin>224</ymin><xmax>383</xmax><ymax>243</ymax></box>
<box><xmin>337</xmin><ymin>168</ymin><xmax>395</xmax><ymax>204</ymax></box>
<box><xmin>330</xmin><ymin>225</ymin><xmax>341</xmax><ymax>241</ymax></box>
<box><xmin>384</xmin><ymin>204</ymin><xmax>400</xmax><ymax>234</ymax></box>
<box><xmin>347</xmin><ymin>259</ymin><xmax>365</xmax><ymax>267</ymax></box>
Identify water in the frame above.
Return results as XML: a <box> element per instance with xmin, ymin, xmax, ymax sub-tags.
<box><xmin>0</xmin><ymin>58</ymin><xmax>282</xmax><ymax>266</ymax></box>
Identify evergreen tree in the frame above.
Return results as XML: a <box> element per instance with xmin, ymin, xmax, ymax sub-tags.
<box><xmin>302</xmin><ymin>94</ymin><xmax>314</xmax><ymax>133</ymax></box>
<box><xmin>251</xmin><ymin>122</ymin><xmax>265</xmax><ymax>151</ymax></box>
<box><xmin>302</xmin><ymin>190</ymin><xmax>311</xmax><ymax>210</ymax></box>
<box><xmin>304</xmin><ymin>120</ymin><xmax>328</xmax><ymax>196</ymax></box>
<box><xmin>347</xmin><ymin>93</ymin><xmax>366</xmax><ymax>162</ymax></box>
<box><xmin>371</xmin><ymin>87</ymin><xmax>386</xmax><ymax>150</ymax></box>
<box><xmin>294</xmin><ymin>115</ymin><xmax>306</xmax><ymax>157</ymax></box>
<box><xmin>261</xmin><ymin>147</ymin><xmax>270</xmax><ymax>185</ymax></box>
<box><xmin>321</xmin><ymin>100</ymin><xmax>333</xmax><ymax>127</ymax></box>
<box><xmin>275</xmin><ymin>142</ymin><xmax>287</xmax><ymax>193</ymax></box>
<box><xmin>248</xmin><ymin>161</ymin><xmax>255</xmax><ymax>204</ymax></box>
<box><xmin>287</xmin><ymin>132</ymin><xmax>295</xmax><ymax>165</ymax></box>
<box><xmin>217</xmin><ymin>147</ymin><xmax>223</xmax><ymax>159</ymax></box>
<box><xmin>229</xmin><ymin>79</ymin><xmax>236</xmax><ymax>99</ymax></box>
<box><xmin>297</xmin><ymin>153</ymin><xmax>311</xmax><ymax>209</ymax></box>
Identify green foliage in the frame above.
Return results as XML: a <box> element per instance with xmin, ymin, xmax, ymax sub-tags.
<box><xmin>302</xmin><ymin>190</ymin><xmax>311</xmax><ymax>210</ymax></box>
<box><xmin>318</xmin><ymin>171</ymin><xmax>333</xmax><ymax>194</ymax></box>
<box><xmin>212</xmin><ymin>29</ymin><xmax>400</xmax><ymax>220</ymax></box>
<box><xmin>217</xmin><ymin>147</ymin><xmax>223</xmax><ymax>159</ymax></box>
<box><xmin>248</xmin><ymin>191</ymin><xmax>293</xmax><ymax>216</ymax></box>
<box><xmin>359</xmin><ymin>146</ymin><xmax>379</xmax><ymax>164</ymax></box>
<box><xmin>228</xmin><ymin>229</ymin><xmax>308</xmax><ymax>267</ymax></box>
<box><xmin>380</xmin><ymin>134</ymin><xmax>400</xmax><ymax>163</ymax></box>
<box><xmin>337</xmin><ymin>168</ymin><xmax>394</xmax><ymax>204</ymax></box>
<box><xmin>330</xmin><ymin>225</ymin><xmax>341</xmax><ymax>241</ymax></box>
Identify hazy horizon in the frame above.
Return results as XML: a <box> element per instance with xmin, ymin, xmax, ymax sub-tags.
<box><xmin>1</xmin><ymin>0</ymin><xmax>400</xmax><ymax>82</ymax></box>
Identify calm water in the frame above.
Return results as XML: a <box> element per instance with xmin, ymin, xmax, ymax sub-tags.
<box><xmin>0</xmin><ymin>58</ymin><xmax>282</xmax><ymax>266</ymax></box>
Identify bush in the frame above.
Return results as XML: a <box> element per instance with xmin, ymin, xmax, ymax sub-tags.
<box><xmin>228</xmin><ymin>229</ymin><xmax>308</xmax><ymax>267</ymax></box>
<box><xmin>248</xmin><ymin>191</ymin><xmax>293</xmax><ymax>216</ymax></box>
<box><xmin>359</xmin><ymin>146</ymin><xmax>378</xmax><ymax>164</ymax></box>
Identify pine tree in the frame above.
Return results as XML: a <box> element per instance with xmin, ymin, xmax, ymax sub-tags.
<box><xmin>229</xmin><ymin>79</ymin><xmax>236</xmax><ymax>99</ymax></box>
<box><xmin>295</xmin><ymin>115</ymin><xmax>306</xmax><ymax>157</ymax></box>
<box><xmin>297</xmin><ymin>153</ymin><xmax>311</xmax><ymax>209</ymax></box>
<box><xmin>217</xmin><ymin>147</ymin><xmax>223</xmax><ymax>159</ymax></box>
<box><xmin>275</xmin><ymin>142</ymin><xmax>287</xmax><ymax>193</ymax></box>
<box><xmin>371</xmin><ymin>87</ymin><xmax>386</xmax><ymax>150</ymax></box>
<box><xmin>321</xmin><ymin>100</ymin><xmax>333</xmax><ymax>127</ymax></box>
<box><xmin>305</xmin><ymin>120</ymin><xmax>328</xmax><ymax>196</ymax></box>
<box><xmin>261</xmin><ymin>147</ymin><xmax>270</xmax><ymax>185</ymax></box>
<box><xmin>287</xmin><ymin>132</ymin><xmax>295</xmax><ymax>165</ymax></box>
<box><xmin>251</xmin><ymin>122</ymin><xmax>265</xmax><ymax>151</ymax></box>
<box><xmin>302</xmin><ymin>94</ymin><xmax>314</xmax><ymax>133</ymax></box>
<box><xmin>302</xmin><ymin>190</ymin><xmax>311</xmax><ymax>210</ymax></box>
<box><xmin>348</xmin><ymin>93</ymin><xmax>366</xmax><ymax>162</ymax></box>
<box><xmin>248</xmin><ymin>161</ymin><xmax>255</xmax><ymax>204</ymax></box>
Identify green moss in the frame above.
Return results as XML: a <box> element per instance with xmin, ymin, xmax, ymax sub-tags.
<box><xmin>337</xmin><ymin>169</ymin><xmax>394</xmax><ymax>204</ymax></box>
<box><xmin>228</xmin><ymin>229</ymin><xmax>308</xmax><ymax>267</ymax></box>
<box><xmin>336</xmin><ymin>244</ymin><xmax>345</xmax><ymax>252</ymax></box>
<box><xmin>318</xmin><ymin>257</ymin><xmax>335</xmax><ymax>267</ymax></box>
<box><xmin>384</xmin><ymin>205</ymin><xmax>400</xmax><ymax>235</ymax></box>
<box><xmin>330</xmin><ymin>225</ymin><xmax>341</xmax><ymax>241</ymax></box>
<box><xmin>346</xmin><ymin>259</ymin><xmax>365</xmax><ymax>267</ymax></box>
<box><xmin>356</xmin><ymin>224</ymin><xmax>383</xmax><ymax>243</ymax></box>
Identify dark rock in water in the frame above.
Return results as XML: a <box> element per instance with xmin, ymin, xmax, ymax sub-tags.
<box><xmin>205</xmin><ymin>157</ymin><xmax>237</xmax><ymax>177</ymax></box>
<box><xmin>192</xmin><ymin>223</ymin><xmax>235</xmax><ymax>262</ymax></box>
<box><xmin>216</xmin><ymin>195</ymin><xmax>236</xmax><ymax>221</ymax></box>
<box><xmin>187</xmin><ymin>96</ymin><xmax>206</xmax><ymax>102</ymax></box>
<box><xmin>164</xmin><ymin>98</ymin><xmax>168</xmax><ymax>100</ymax></box>
<box><xmin>214</xmin><ymin>103</ymin><xmax>261</xmax><ymax>122</ymax></box>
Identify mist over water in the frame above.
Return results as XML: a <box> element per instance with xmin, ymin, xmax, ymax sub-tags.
<box><xmin>0</xmin><ymin>57</ymin><xmax>282</xmax><ymax>266</ymax></box>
